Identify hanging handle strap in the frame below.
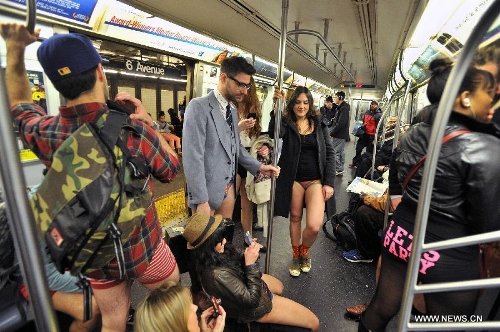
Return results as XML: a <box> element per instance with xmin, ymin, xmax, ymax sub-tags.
<box><xmin>402</xmin><ymin>129</ymin><xmax>471</xmax><ymax>191</ymax></box>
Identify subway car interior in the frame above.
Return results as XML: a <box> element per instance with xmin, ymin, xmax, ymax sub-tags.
<box><xmin>2</xmin><ymin>0</ymin><xmax>500</xmax><ymax>331</ymax></box>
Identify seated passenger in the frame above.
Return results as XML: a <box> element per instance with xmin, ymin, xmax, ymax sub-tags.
<box><xmin>158</xmin><ymin>111</ymin><xmax>182</xmax><ymax>151</ymax></box>
<box><xmin>19</xmin><ymin>259</ymin><xmax>101</xmax><ymax>332</ymax></box>
<box><xmin>167</xmin><ymin>107</ymin><xmax>183</xmax><ymax>138</ymax></box>
<box><xmin>18</xmin><ymin>185</ymin><xmax>101</xmax><ymax>332</ymax></box>
<box><xmin>354</xmin><ymin>116</ymin><xmax>398</xmax><ymax>180</ymax></box>
<box><xmin>342</xmin><ymin>184</ymin><xmax>393</xmax><ymax>264</ymax></box>
<box><xmin>134</xmin><ymin>281</ymin><xmax>225</xmax><ymax>332</ymax></box>
<box><xmin>183</xmin><ymin>213</ymin><xmax>319</xmax><ymax>331</ymax></box>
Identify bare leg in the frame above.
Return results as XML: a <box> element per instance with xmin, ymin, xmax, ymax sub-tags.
<box><xmin>216</xmin><ymin>183</ymin><xmax>236</xmax><ymax>219</ymax></box>
<box><xmin>52</xmin><ymin>292</ymin><xmax>100</xmax><ymax>332</ymax></box>
<box><xmin>261</xmin><ymin>274</ymin><xmax>283</xmax><ymax>295</ymax></box>
<box><xmin>257</xmin><ymin>295</ymin><xmax>320</xmax><ymax>331</ymax></box>
<box><xmin>91</xmin><ymin>281</ymin><xmax>131</xmax><ymax>332</ymax></box>
<box><xmin>239</xmin><ymin>177</ymin><xmax>254</xmax><ymax>236</ymax></box>
<box><xmin>289</xmin><ymin>182</ymin><xmax>305</xmax><ymax>247</ymax></box>
<box><xmin>301</xmin><ymin>184</ymin><xmax>325</xmax><ymax>248</ymax></box>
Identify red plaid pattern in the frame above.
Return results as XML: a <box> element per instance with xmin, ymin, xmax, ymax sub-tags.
<box><xmin>12</xmin><ymin>102</ymin><xmax>180</xmax><ymax>279</ymax></box>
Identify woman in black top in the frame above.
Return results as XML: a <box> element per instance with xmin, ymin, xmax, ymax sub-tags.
<box><xmin>269</xmin><ymin>86</ymin><xmax>335</xmax><ymax>277</ymax></box>
<box><xmin>360</xmin><ymin>58</ymin><xmax>500</xmax><ymax>331</ymax></box>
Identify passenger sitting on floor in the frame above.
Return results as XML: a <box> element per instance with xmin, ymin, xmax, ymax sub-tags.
<box><xmin>158</xmin><ymin>110</ymin><xmax>182</xmax><ymax>151</ymax></box>
<box><xmin>183</xmin><ymin>213</ymin><xmax>320</xmax><ymax>331</ymax></box>
<box><xmin>134</xmin><ymin>281</ymin><xmax>226</xmax><ymax>332</ymax></box>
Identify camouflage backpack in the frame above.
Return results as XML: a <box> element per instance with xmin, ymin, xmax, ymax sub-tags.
<box><xmin>29</xmin><ymin>101</ymin><xmax>151</xmax><ymax>278</ymax></box>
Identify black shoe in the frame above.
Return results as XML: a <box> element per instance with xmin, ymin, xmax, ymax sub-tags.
<box><xmin>223</xmin><ymin>218</ymin><xmax>235</xmax><ymax>242</ymax></box>
<box><xmin>253</xmin><ymin>224</ymin><xmax>264</xmax><ymax>231</ymax></box>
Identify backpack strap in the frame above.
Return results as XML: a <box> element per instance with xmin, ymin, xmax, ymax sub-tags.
<box><xmin>402</xmin><ymin>129</ymin><xmax>471</xmax><ymax>191</ymax></box>
<box><xmin>100</xmin><ymin>108</ymin><xmax>128</xmax><ymax>153</ymax></box>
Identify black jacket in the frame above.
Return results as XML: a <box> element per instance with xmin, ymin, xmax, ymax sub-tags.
<box><xmin>320</xmin><ymin>105</ymin><xmax>336</xmax><ymax>130</ymax></box>
<box><xmin>201</xmin><ymin>261</ymin><xmax>272</xmax><ymax>323</ymax></box>
<box><xmin>269</xmin><ymin>114</ymin><xmax>335</xmax><ymax>217</ymax></box>
<box><xmin>330</xmin><ymin>101</ymin><xmax>350</xmax><ymax>139</ymax></box>
<box><xmin>392</xmin><ymin>109</ymin><xmax>500</xmax><ymax>260</ymax></box>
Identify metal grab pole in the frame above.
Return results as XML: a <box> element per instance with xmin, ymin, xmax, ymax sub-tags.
<box><xmin>265</xmin><ymin>0</ymin><xmax>289</xmax><ymax>274</ymax></box>
<box><xmin>0</xmin><ymin>1</ymin><xmax>59</xmax><ymax>330</ymax></box>
<box><xmin>398</xmin><ymin>0</ymin><xmax>500</xmax><ymax>330</ymax></box>
<box><xmin>286</xmin><ymin>29</ymin><xmax>356</xmax><ymax>82</ymax></box>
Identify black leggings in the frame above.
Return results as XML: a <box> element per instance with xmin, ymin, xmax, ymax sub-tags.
<box><xmin>362</xmin><ymin>253</ymin><xmax>480</xmax><ymax>331</ymax></box>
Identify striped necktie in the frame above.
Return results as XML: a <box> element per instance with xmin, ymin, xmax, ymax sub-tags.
<box><xmin>225</xmin><ymin>104</ymin><xmax>233</xmax><ymax>129</ymax></box>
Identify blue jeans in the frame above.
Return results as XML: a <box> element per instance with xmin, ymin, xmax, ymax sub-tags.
<box><xmin>332</xmin><ymin>138</ymin><xmax>346</xmax><ymax>172</ymax></box>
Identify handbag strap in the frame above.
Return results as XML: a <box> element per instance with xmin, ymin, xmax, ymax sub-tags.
<box><xmin>402</xmin><ymin>129</ymin><xmax>471</xmax><ymax>191</ymax></box>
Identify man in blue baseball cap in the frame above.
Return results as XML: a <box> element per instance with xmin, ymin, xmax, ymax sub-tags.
<box><xmin>1</xmin><ymin>23</ymin><xmax>181</xmax><ymax>331</ymax></box>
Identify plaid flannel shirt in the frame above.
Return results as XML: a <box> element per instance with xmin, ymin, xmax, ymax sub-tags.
<box><xmin>12</xmin><ymin>102</ymin><xmax>180</xmax><ymax>279</ymax></box>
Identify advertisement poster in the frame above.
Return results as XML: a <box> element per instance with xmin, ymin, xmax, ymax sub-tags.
<box><xmin>17</xmin><ymin>70</ymin><xmax>45</xmax><ymax>162</ymax></box>
<box><xmin>27</xmin><ymin>70</ymin><xmax>47</xmax><ymax>113</ymax></box>
<box><xmin>8</xmin><ymin>0</ymin><xmax>98</xmax><ymax>24</ymax></box>
<box><xmin>97</xmin><ymin>3</ymin><xmax>250</xmax><ymax>64</ymax></box>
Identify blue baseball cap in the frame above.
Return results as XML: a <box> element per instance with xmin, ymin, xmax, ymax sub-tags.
<box><xmin>37</xmin><ymin>33</ymin><xmax>105</xmax><ymax>82</ymax></box>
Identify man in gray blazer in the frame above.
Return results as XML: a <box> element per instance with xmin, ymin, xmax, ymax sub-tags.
<box><xmin>183</xmin><ymin>57</ymin><xmax>279</xmax><ymax>222</ymax></box>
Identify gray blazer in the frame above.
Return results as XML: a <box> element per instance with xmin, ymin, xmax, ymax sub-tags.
<box><xmin>182</xmin><ymin>91</ymin><xmax>261</xmax><ymax>210</ymax></box>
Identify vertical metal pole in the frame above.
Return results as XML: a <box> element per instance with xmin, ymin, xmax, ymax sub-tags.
<box><xmin>398</xmin><ymin>0</ymin><xmax>500</xmax><ymax>329</ymax></box>
<box><xmin>265</xmin><ymin>0</ymin><xmax>289</xmax><ymax>274</ymax></box>
<box><xmin>0</xmin><ymin>1</ymin><xmax>59</xmax><ymax>331</ymax></box>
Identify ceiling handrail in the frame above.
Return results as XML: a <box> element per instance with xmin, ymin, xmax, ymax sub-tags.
<box><xmin>287</xmin><ymin>29</ymin><xmax>356</xmax><ymax>82</ymax></box>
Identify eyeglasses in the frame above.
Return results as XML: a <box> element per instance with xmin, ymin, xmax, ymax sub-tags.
<box><xmin>228</xmin><ymin>76</ymin><xmax>252</xmax><ymax>90</ymax></box>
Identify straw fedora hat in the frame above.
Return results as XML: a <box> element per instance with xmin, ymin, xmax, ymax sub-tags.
<box><xmin>183</xmin><ymin>213</ymin><xmax>223</xmax><ymax>249</ymax></box>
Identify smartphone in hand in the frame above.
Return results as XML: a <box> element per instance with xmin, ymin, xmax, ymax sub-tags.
<box><xmin>247</xmin><ymin>112</ymin><xmax>257</xmax><ymax>119</ymax></box>
<box><xmin>244</xmin><ymin>231</ymin><xmax>252</xmax><ymax>246</ymax></box>
<box><xmin>211</xmin><ymin>296</ymin><xmax>221</xmax><ymax>317</ymax></box>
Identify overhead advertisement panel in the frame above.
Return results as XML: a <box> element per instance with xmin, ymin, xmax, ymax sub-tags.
<box><xmin>253</xmin><ymin>57</ymin><xmax>278</xmax><ymax>80</ymax></box>
<box><xmin>8</xmin><ymin>0</ymin><xmax>98</xmax><ymax>24</ymax></box>
<box><xmin>94</xmin><ymin>1</ymin><xmax>250</xmax><ymax>64</ymax></box>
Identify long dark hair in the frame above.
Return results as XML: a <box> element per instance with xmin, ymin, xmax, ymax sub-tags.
<box><xmin>284</xmin><ymin>86</ymin><xmax>317</xmax><ymax>129</ymax></box>
<box><xmin>238</xmin><ymin>76</ymin><xmax>262</xmax><ymax>139</ymax></box>
<box><xmin>192</xmin><ymin>224</ymin><xmax>243</xmax><ymax>285</ymax></box>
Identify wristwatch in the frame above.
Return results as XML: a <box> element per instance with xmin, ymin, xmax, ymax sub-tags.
<box><xmin>152</xmin><ymin>121</ymin><xmax>159</xmax><ymax>131</ymax></box>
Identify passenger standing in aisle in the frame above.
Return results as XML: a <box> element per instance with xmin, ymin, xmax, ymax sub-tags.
<box><xmin>1</xmin><ymin>24</ymin><xmax>181</xmax><ymax>332</ymax></box>
<box><xmin>330</xmin><ymin>91</ymin><xmax>351</xmax><ymax>175</ymax></box>
<box><xmin>350</xmin><ymin>100</ymin><xmax>382</xmax><ymax>168</ymax></box>
<box><xmin>182</xmin><ymin>57</ymin><xmax>279</xmax><ymax>222</ymax></box>
<box><xmin>270</xmin><ymin>86</ymin><xmax>335</xmax><ymax>277</ymax></box>
<box><xmin>319</xmin><ymin>95</ymin><xmax>336</xmax><ymax>131</ymax></box>
<box><xmin>236</xmin><ymin>76</ymin><xmax>269</xmax><ymax>242</ymax></box>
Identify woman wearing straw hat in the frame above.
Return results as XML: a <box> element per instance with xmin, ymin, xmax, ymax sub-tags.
<box><xmin>183</xmin><ymin>213</ymin><xmax>319</xmax><ymax>331</ymax></box>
